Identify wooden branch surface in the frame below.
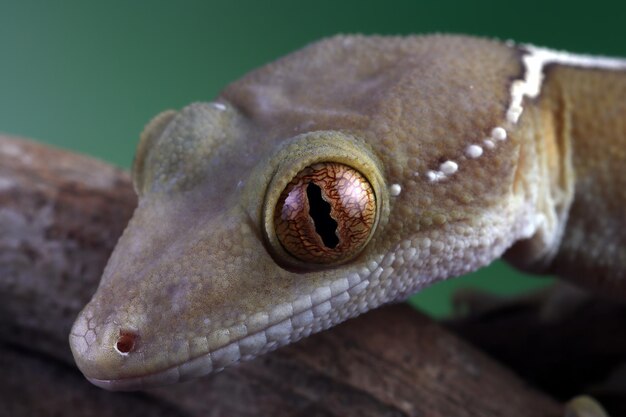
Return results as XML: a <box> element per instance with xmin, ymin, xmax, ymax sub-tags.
<box><xmin>0</xmin><ymin>135</ymin><xmax>562</xmax><ymax>417</ymax></box>
<box><xmin>446</xmin><ymin>287</ymin><xmax>626</xmax><ymax>416</ymax></box>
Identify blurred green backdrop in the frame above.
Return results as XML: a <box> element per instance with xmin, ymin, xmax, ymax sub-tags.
<box><xmin>1</xmin><ymin>0</ymin><xmax>624</xmax><ymax>317</ymax></box>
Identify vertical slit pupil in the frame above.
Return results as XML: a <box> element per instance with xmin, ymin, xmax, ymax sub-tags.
<box><xmin>306</xmin><ymin>183</ymin><xmax>339</xmax><ymax>248</ymax></box>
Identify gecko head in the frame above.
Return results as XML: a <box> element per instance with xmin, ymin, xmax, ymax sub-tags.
<box><xmin>70</xmin><ymin>35</ymin><xmax>528</xmax><ymax>391</ymax></box>
<box><xmin>70</xmin><ymin>101</ymin><xmax>401</xmax><ymax>391</ymax></box>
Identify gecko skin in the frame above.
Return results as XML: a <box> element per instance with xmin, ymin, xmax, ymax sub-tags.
<box><xmin>69</xmin><ymin>35</ymin><xmax>626</xmax><ymax>391</ymax></box>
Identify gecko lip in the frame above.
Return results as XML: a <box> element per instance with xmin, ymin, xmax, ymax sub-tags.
<box><xmin>86</xmin><ymin>362</ymin><xmax>190</xmax><ymax>391</ymax></box>
<box><xmin>79</xmin><ymin>274</ymin><xmax>371</xmax><ymax>391</ymax></box>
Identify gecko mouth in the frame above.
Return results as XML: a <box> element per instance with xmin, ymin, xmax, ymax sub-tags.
<box><xmin>84</xmin><ymin>274</ymin><xmax>371</xmax><ymax>391</ymax></box>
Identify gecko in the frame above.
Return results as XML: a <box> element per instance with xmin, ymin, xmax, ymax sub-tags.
<box><xmin>69</xmin><ymin>35</ymin><xmax>626</xmax><ymax>398</ymax></box>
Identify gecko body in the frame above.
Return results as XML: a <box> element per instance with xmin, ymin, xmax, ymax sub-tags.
<box><xmin>69</xmin><ymin>35</ymin><xmax>626</xmax><ymax>391</ymax></box>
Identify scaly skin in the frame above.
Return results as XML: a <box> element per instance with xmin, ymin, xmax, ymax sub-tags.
<box><xmin>69</xmin><ymin>35</ymin><xmax>626</xmax><ymax>391</ymax></box>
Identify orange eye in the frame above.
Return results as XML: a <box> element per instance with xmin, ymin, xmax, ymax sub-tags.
<box><xmin>274</xmin><ymin>162</ymin><xmax>376</xmax><ymax>264</ymax></box>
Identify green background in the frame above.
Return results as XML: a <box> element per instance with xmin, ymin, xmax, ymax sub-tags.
<box><xmin>1</xmin><ymin>0</ymin><xmax>624</xmax><ymax>317</ymax></box>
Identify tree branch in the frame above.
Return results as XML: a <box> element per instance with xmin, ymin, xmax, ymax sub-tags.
<box><xmin>446</xmin><ymin>286</ymin><xmax>626</xmax><ymax>416</ymax></box>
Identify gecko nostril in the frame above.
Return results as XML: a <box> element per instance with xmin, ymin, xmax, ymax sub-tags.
<box><xmin>115</xmin><ymin>330</ymin><xmax>139</xmax><ymax>355</ymax></box>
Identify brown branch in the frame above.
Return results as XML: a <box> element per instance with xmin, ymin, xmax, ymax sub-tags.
<box><xmin>0</xmin><ymin>135</ymin><xmax>562</xmax><ymax>417</ymax></box>
<box><xmin>446</xmin><ymin>287</ymin><xmax>626</xmax><ymax>416</ymax></box>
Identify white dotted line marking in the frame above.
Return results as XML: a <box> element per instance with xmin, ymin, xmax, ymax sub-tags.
<box><xmin>426</xmin><ymin>170</ymin><xmax>447</xmax><ymax>182</ymax></box>
<box><xmin>419</xmin><ymin>43</ymin><xmax>626</xmax><ymax>186</ymax></box>
<box><xmin>423</xmin><ymin>117</ymin><xmax>509</xmax><ymax>183</ymax></box>
<box><xmin>491</xmin><ymin>126</ymin><xmax>507</xmax><ymax>141</ymax></box>
<box><xmin>424</xmin><ymin>123</ymin><xmax>509</xmax><ymax>183</ymax></box>
<box><xmin>465</xmin><ymin>144</ymin><xmax>483</xmax><ymax>158</ymax></box>
<box><xmin>439</xmin><ymin>160</ymin><xmax>458</xmax><ymax>175</ymax></box>
<box><xmin>389</xmin><ymin>183</ymin><xmax>402</xmax><ymax>196</ymax></box>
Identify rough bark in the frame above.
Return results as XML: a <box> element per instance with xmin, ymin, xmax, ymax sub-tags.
<box><xmin>0</xmin><ymin>135</ymin><xmax>562</xmax><ymax>417</ymax></box>
<box><xmin>446</xmin><ymin>287</ymin><xmax>626</xmax><ymax>416</ymax></box>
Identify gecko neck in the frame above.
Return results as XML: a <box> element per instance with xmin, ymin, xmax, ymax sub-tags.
<box><xmin>507</xmin><ymin>45</ymin><xmax>626</xmax><ymax>292</ymax></box>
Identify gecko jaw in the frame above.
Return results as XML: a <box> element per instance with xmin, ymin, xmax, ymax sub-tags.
<box><xmin>80</xmin><ymin>273</ymin><xmax>372</xmax><ymax>391</ymax></box>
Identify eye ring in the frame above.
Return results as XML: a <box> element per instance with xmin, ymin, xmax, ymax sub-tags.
<box><xmin>260</xmin><ymin>131</ymin><xmax>388</xmax><ymax>269</ymax></box>
<box><xmin>274</xmin><ymin>162</ymin><xmax>376</xmax><ymax>264</ymax></box>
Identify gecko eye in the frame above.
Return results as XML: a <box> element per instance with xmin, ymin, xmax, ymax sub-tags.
<box><xmin>273</xmin><ymin>162</ymin><xmax>376</xmax><ymax>264</ymax></box>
